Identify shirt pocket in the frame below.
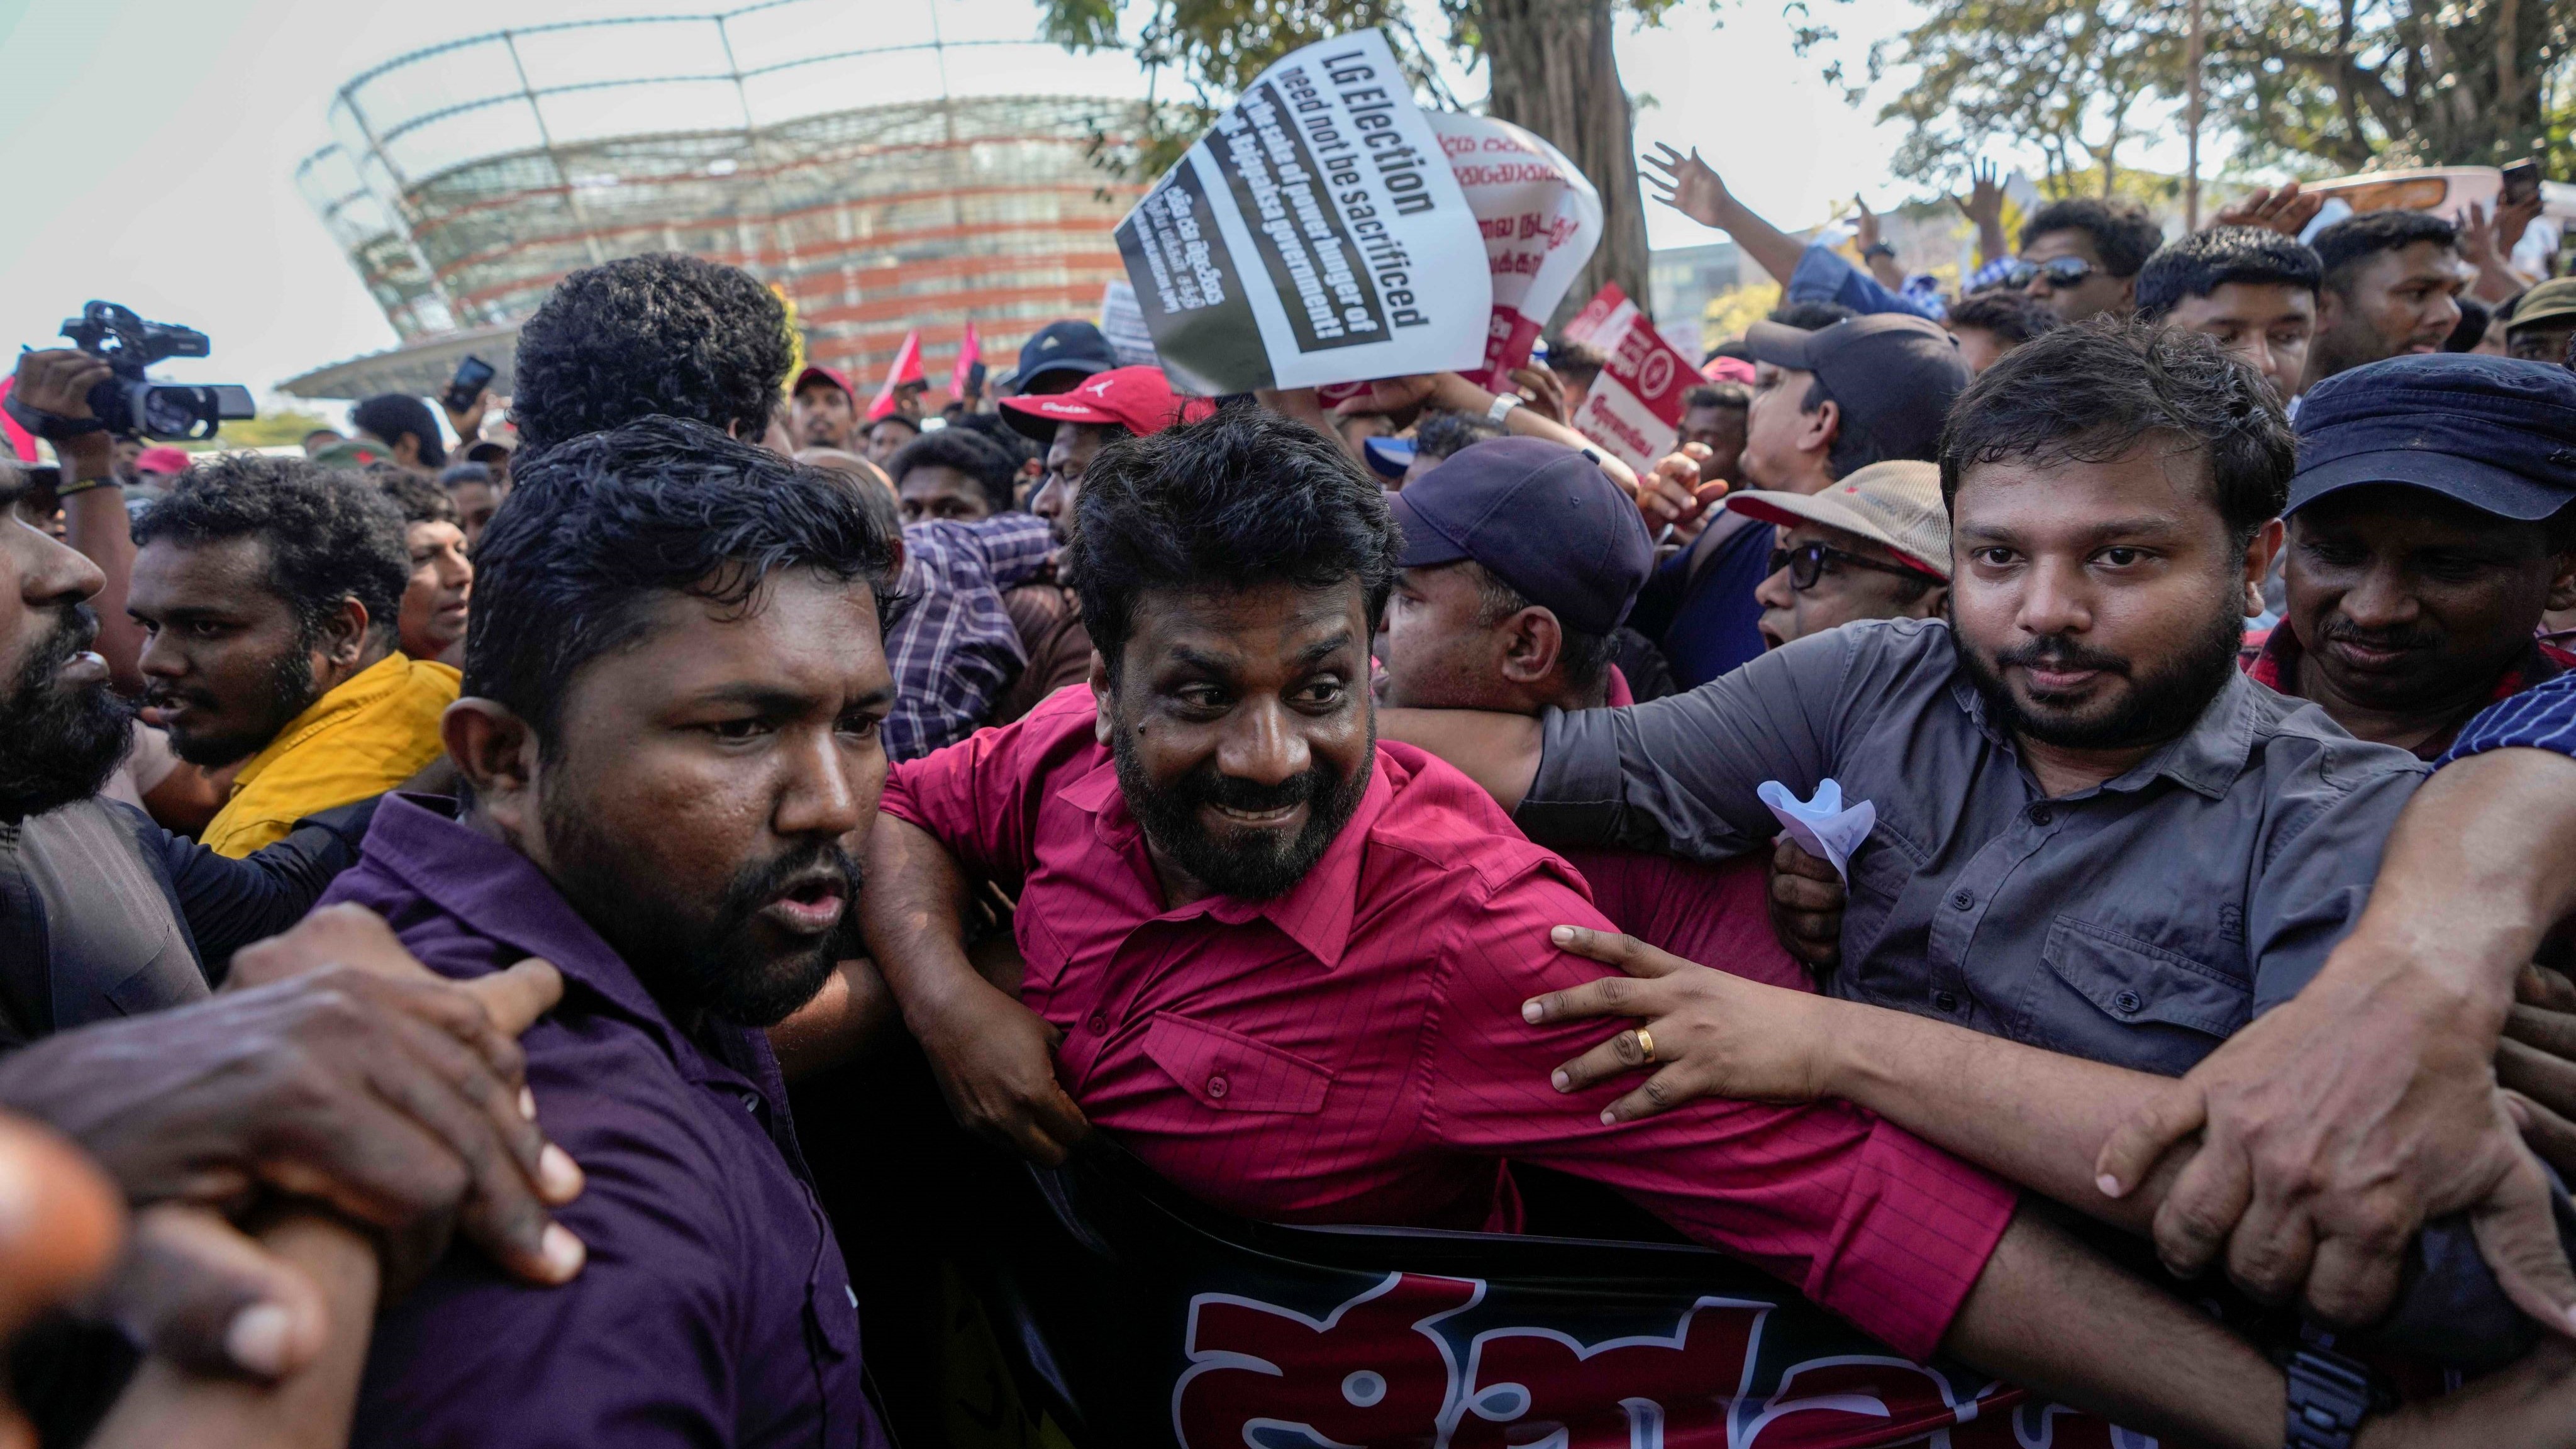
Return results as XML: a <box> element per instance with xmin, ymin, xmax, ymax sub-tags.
<box><xmin>1838</xmin><ymin>819</ymin><xmax>1928</xmax><ymax>970</ymax></box>
<box><xmin>2042</xmin><ymin>916</ymin><xmax>2252</xmax><ymax>1042</ymax></box>
<box><xmin>1140</xmin><ymin>1012</ymin><xmax>1334</xmax><ymax>1114</ymax></box>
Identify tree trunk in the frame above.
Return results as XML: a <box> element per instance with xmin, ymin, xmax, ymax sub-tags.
<box><xmin>1480</xmin><ymin>0</ymin><xmax>1653</xmax><ymax>326</ymax></box>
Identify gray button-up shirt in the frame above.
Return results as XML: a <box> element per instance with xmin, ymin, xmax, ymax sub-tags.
<box><xmin>1518</xmin><ymin>618</ymin><xmax>2428</xmax><ymax>1077</ymax></box>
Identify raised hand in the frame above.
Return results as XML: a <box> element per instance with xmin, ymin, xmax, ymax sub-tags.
<box><xmin>1643</xmin><ymin>144</ymin><xmax>1731</xmax><ymax>231</ymax></box>
<box><xmin>1952</xmin><ymin>158</ymin><xmax>2003</xmax><ymax>229</ymax></box>
<box><xmin>1853</xmin><ymin>196</ymin><xmax>1883</xmax><ymax>253</ymax></box>
<box><xmin>2211</xmin><ymin>180</ymin><xmax>2325</xmax><ymax>237</ymax></box>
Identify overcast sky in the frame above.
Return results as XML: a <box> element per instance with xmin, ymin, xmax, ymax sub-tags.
<box><xmin>0</xmin><ymin>0</ymin><xmax>2204</xmax><ymax>416</ymax></box>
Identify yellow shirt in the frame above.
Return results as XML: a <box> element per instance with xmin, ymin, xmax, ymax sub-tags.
<box><xmin>201</xmin><ymin>653</ymin><xmax>460</xmax><ymax>858</ymax></box>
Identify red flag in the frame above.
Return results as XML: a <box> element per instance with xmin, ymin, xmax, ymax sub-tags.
<box><xmin>949</xmin><ymin>320</ymin><xmax>982</xmax><ymax>400</ymax></box>
<box><xmin>869</xmin><ymin>330</ymin><xmax>926</xmax><ymax>421</ymax></box>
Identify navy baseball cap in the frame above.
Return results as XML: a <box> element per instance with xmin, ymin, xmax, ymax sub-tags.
<box><xmin>2289</xmin><ymin>353</ymin><xmax>2576</xmax><ymax>519</ymax></box>
<box><xmin>1014</xmin><ymin>320</ymin><xmax>1118</xmax><ymax>393</ymax></box>
<box><xmin>1389</xmin><ymin>437</ymin><xmax>1654</xmax><ymax>635</ymax></box>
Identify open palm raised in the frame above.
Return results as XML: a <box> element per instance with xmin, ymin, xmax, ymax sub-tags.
<box><xmin>1643</xmin><ymin>143</ymin><xmax>1731</xmax><ymax>230</ymax></box>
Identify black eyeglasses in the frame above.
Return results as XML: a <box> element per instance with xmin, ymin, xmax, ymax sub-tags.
<box><xmin>1767</xmin><ymin>541</ymin><xmax>1943</xmax><ymax>592</ymax></box>
<box><xmin>2002</xmin><ymin>256</ymin><xmax>2099</xmax><ymax>291</ymax></box>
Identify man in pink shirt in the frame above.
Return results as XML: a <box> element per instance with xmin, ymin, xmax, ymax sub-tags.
<box><xmin>859</xmin><ymin>408</ymin><xmax>2533</xmax><ymax>1445</ymax></box>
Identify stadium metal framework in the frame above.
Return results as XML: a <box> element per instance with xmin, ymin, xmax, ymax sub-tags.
<box><xmin>285</xmin><ymin>0</ymin><xmax>1152</xmax><ymax>401</ymax></box>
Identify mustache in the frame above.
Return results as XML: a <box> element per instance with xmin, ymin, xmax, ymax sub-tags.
<box><xmin>2318</xmin><ymin>618</ymin><xmax>2437</xmax><ymax>653</ymax></box>
<box><xmin>1182</xmin><ymin>763</ymin><xmax>1326</xmax><ymax>816</ymax></box>
<box><xmin>1991</xmin><ymin>635</ymin><xmax>2132</xmax><ymax>675</ymax></box>
<box><xmin>715</xmin><ymin>838</ymin><xmax>862</xmax><ymax>921</ymax></box>
<box><xmin>25</xmin><ymin>604</ymin><xmax>99</xmax><ymax>690</ymax></box>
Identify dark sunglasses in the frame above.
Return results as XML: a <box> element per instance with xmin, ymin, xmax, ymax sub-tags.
<box><xmin>1767</xmin><ymin>541</ymin><xmax>1943</xmax><ymax>592</ymax></box>
<box><xmin>2002</xmin><ymin>256</ymin><xmax>2099</xmax><ymax>290</ymax></box>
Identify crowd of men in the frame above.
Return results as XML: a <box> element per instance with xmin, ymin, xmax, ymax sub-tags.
<box><xmin>8</xmin><ymin>155</ymin><xmax>2576</xmax><ymax>1449</ymax></box>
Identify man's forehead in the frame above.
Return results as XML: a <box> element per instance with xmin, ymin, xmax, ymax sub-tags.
<box><xmin>2174</xmin><ymin>282</ymin><xmax>2316</xmax><ymax>325</ymax></box>
<box><xmin>2022</xmin><ymin>228</ymin><xmax>2101</xmax><ymax>264</ymax></box>
<box><xmin>1134</xmin><ymin>582</ymin><xmax>1368</xmax><ymax>660</ymax></box>
<box><xmin>1955</xmin><ymin>447</ymin><xmax>2214</xmax><ymax>532</ymax></box>
<box><xmin>599</xmin><ymin>572</ymin><xmax>889</xmax><ymax>689</ymax></box>
<box><xmin>131</xmin><ymin>534</ymin><xmax>274</xmax><ymax>594</ymax></box>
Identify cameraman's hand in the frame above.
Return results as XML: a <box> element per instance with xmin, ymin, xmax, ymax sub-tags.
<box><xmin>441</xmin><ymin>389</ymin><xmax>492</xmax><ymax>446</ymax></box>
<box><xmin>13</xmin><ymin>350</ymin><xmax>114</xmax><ymax>472</ymax></box>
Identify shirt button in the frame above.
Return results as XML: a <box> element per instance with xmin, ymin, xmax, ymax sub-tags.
<box><xmin>2112</xmin><ymin>989</ymin><xmax>2143</xmax><ymax>1015</ymax></box>
<box><xmin>2028</xmin><ymin>805</ymin><xmax>2053</xmax><ymax>826</ymax></box>
<box><xmin>1206</xmin><ymin>1075</ymin><xmax>1230</xmax><ymax>1100</ymax></box>
<box><xmin>740</xmin><ymin>1092</ymin><xmax>760</xmax><ymax>1113</ymax></box>
<box><xmin>1087</xmin><ymin>1013</ymin><xmax>1109</xmax><ymax>1034</ymax></box>
<box><xmin>1933</xmin><ymin>990</ymin><xmax>1960</xmax><ymax>1013</ymax></box>
<box><xmin>1950</xmin><ymin>889</ymin><xmax>1975</xmax><ymax>911</ymax></box>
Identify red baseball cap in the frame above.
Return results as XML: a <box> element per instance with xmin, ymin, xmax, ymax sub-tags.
<box><xmin>998</xmin><ymin>366</ymin><xmax>1213</xmax><ymax>442</ymax></box>
<box><xmin>135</xmin><ymin>446</ymin><xmax>194</xmax><ymax>475</ymax></box>
<box><xmin>794</xmin><ymin>365</ymin><xmax>855</xmax><ymax>401</ymax></box>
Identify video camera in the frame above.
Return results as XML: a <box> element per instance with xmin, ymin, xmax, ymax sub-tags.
<box><xmin>5</xmin><ymin>302</ymin><xmax>256</xmax><ymax>442</ymax></box>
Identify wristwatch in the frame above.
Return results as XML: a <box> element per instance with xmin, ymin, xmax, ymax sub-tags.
<box><xmin>1485</xmin><ymin>392</ymin><xmax>1522</xmax><ymax>425</ymax></box>
<box><xmin>2284</xmin><ymin>1332</ymin><xmax>2376</xmax><ymax>1449</ymax></box>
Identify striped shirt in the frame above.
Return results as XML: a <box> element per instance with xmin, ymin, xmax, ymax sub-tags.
<box><xmin>2443</xmin><ymin>667</ymin><xmax>2576</xmax><ymax>762</ymax></box>
<box><xmin>880</xmin><ymin>512</ymin><xmax>1057</xmax><ymax>762</ymax></box>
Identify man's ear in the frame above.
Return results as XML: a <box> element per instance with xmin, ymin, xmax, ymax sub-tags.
<box><xmin>1499</xmin><ymin>608</ymin><xmax>1562</xmax><ymax>687</ymax></box>
<box><xmin>443</xmin><ymin>698</ymin><xmax>540</xmax><ymax>831</ymax></box>
<box><xmin>2116</xmin><ymin>275</ymin><xmax>2138</xmax><ymax>311</ymax></box>
<box><xmin>2243</xmin><ymin>517</ymin><xmax>2285</xmax><ymax>618</ymax></box>
<box><xmin>1800</xmin><ymin>398</ymin><xmax>1840</xmax><ymax>460</ymax></box>
<box><xmin>1089</xmin><ymin>650</ymin><xmax>1114</xmax><ymax>747</ymax></box>
<box><xmin>1908</xmin><ymin>584</ymin><xmax>1951</xmax><ymax>621</ymax></box>
<box><xmin>2546</xmin><ymin>548</ymin><xmax>2576</xmax><ymax>613</ymax></box>
<box><xmin>315</xmin><ymin>597</ymin><xmax>372</xmax><ymax>672</ymax></box>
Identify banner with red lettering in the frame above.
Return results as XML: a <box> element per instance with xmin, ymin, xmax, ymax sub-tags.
<box><xmin>1557</xmin><ymin>282</ymin><xmax>1699</xmax><ymax>474</ymax></box>
<box><xmin>1426</xmin><ymin>113</ymin><xmax>1602</xmax><ymax>394</ymax></box>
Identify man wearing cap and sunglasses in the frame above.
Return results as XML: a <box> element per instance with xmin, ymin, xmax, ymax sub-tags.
<box><xmin>1731</xmin><ymin>460</ymin><xmax>1952</xmax><ymax>651</ymax></box>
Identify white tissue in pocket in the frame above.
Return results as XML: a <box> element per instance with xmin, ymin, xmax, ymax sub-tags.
<box><xmin>1757</xmin><ymin>778</ymin><xmax>1877</xmax><ymax>883</ymax></box>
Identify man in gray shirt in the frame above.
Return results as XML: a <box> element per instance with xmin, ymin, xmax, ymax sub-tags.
<box><xmin>1385</xmin><ymin>322</ymin><xmax>2576</xmax><ymax>1366</ymax></box>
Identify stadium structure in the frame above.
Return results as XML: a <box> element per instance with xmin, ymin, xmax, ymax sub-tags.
<box><xmin>284</xmin><ymin>0</ymin><xmax>1153</xmax><ymax>401</ymax></box>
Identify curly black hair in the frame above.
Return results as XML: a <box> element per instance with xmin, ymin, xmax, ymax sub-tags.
<box><xmin>1065</xmin><ymin>406</ymin><xmax>1401</xmax><ymax>682</ymax></box>
<box><xmin>369</xmin><ymin>465</ymin><xmax>459</xmax><ymax>527</ymax></box>
<box><xmin>1946</xmin><ymin>288</ymin><xmax>2063</xmax><ymax>348</ymax></box>
<box><xmin>1940</xmin><ymin>317</ymin><xmax>2293</xmax><ymax>548</ymax></box>
<box><xmin>465</xmin><ymin>415</ymin><xmax>904</xmax><ymax>746</ymax></box>
<box><xmin>2020</xmin><ymin>197</ymin><xmax>2165</xmax><ymax>279</ymax></box>
<box><xmin>509</xmin><ymin>253</ymin><xmax>793</xmax><ymax>454</ymax></box>
<box><xmin>885</xmin><ymin>428</ymin><xmax>1020</xmax><ymax>514</ymax></box>
<box><xmin>2312</xmin><ymin>209</ymin><xmax>2458</xmax><ymax>294</ymax></box>
<box><xmin>350</xmin><ymin>394</ymin><xmax>448</xmax><ymax>470</ymax></box>
<box><xmin>132</xmin><ymin>454</ymin><xmax>409</xmax><ymax>646</ymax></box>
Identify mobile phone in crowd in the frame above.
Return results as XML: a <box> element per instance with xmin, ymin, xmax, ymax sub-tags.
<box><xmin>445</xmin><ymin>355</ymin><xmax>496</xmax><ymax>414</ymax></box>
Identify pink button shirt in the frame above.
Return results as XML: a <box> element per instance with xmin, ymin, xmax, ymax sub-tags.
<box><xmin>880</xmin><ymin>688</ymin><xmax>2015</xmax><ymax>1360</ymax></box>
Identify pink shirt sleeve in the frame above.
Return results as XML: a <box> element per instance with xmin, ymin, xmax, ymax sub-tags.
<box><xmin>1414</xmin><ymin>853</ymin><xmax>2016</xmax><ymax>1362</ymax></box>
<box><xmin>879</xmin><ymin>685</ymin><xmax>1098</xmax><ymax>888</ymax></box>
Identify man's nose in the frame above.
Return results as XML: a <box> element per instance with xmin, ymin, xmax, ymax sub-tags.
<box><xmin>2016</xmin><ymin>555</ymin><xmax>2092</xmax><ymax>638</ymax></box>
<box><xmin>775</xmin><ymin>728</ymin><xmax>867</xmax><ymax>840</ymax></box>
<box><xmin>1218</xmin><ymin>696</ymin><xmax>1309</xmax><ymax>787</ymax></box>
<box><xmin>1753</xmin><ymin>566</ymin><xmax>1795</xmax><ymax>610</ymax></box>
<box><xmin>2335</xmin><ymin>562</ymin><xmax>2419</xmax><ymax>632</ymax></box>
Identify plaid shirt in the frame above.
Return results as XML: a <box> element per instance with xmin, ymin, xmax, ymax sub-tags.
<box><xmin>2240</xmin><ymin>624</ymin><xmax>2576</xmax><ymax>762</ymax></box>
<box><xmin>882</xmin><ymin>512</ymin><xmax>1057</xmax><ymax>762</ymax></box>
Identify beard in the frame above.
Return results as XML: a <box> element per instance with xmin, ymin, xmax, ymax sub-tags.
<box><xmin>0</xmin><ymin>604</ymin><xmax>134</xmax><ymax>821</ymax></box>
<box><xmin>152</xmin><ymin>645</ymin><xmax>319</xmax><ymax>769</ymax></box>
<box><xmin>540</xmin><ymin>780</ymin><xmax>856</xmax><ymax>1029</ymax></box>
<box><xmin>1110</xmin><ymin>709</ymin><xmax>1373</xmax><ymax>901</ymax></box>
<box><xmin>1956</xmin><ymin>592</ymin><xmax>2246</xmax><ymax>753</ymax></box>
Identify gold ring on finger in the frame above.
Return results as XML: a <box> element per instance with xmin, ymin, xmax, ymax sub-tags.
<box><xmin>1633</xmin><ymin>1027</ymin><xmax>1656</xmax><ymax>1063</ymax></box>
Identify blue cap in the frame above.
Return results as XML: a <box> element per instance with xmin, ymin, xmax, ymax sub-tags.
<box><xmin>1361</xmin><ymin>434</ymin><xmax>1415</xmax><ymax>480</ymax></box>
<box><xmin>1388</xmin><ymin>437</ymin><xmax>1654</xmax><ymax>635</ymax></box>
<box><xmin>1014</xmin><ymin>320</ymin><xmax>1118</xmax><ymax>392</ymax></box>
<box><xmin>2290</xmin><ymin>354</ymin><xmax>2576</xmax><ymax>520</ymax></box>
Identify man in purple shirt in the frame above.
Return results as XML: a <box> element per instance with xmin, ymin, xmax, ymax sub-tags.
<box><xmin>323</xmin><ymin>416</ymin><xmax>900</xmax><ymax>1447</ymax></box>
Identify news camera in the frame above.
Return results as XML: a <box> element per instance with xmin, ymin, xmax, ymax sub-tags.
<box><xmin>6</xmin><ymin>302</ymin><xmax>256</xmax><ymax>442</ymax></box>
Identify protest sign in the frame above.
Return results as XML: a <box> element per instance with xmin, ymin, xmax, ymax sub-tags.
<box><xmin>1558</xmin><ymin>282</ymin><xmax>1698</xmax><ymax>474</ymax></box>
<box><xmin>1097</xmin><ymin>280</ymin><xmax>1162</xmax><ymax>369</ymax></box>
<box><xmin>1113</xmin><ymin>29</ymin><xmax>1489</xmax><ymax>395</ymax></box>
<box><xmin>1425</xmin><ymin>113</ymin><xmax>1602</xmax><ymax>392</ymax></box>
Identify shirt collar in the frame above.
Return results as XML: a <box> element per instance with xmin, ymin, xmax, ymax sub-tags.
<box><xmin>231</xmin><ymin>652</ymin><xmax>414</xmax><ymax>791</ymax></box>
<box><xmin>1947</xmin><ymin>651</ymin><xmax>2256</xmax><ymax>802</ymax></box>
<box><xmin>1057</xmin><ymin>747</ymin><xmax>1394</xmax><ymax>970</ymax></box>
<box><xmin>358</xmin><ymin>793</ymin><xmax>733</xmax><ymax>1075</ymax></box>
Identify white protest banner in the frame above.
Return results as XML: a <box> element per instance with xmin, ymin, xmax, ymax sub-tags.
<box><xmin>1113</xmin><ymin>29</ymin><xmax>1489</xmax><ymax>395</ymax></box>
<box><xmin>1425</xmin><ymin>113</ymin><xmax>1602</xmax><ymax>392</ymax></box>
<box><xmin>1559</xmin><ymin>282</ymin><xmax>1697</xmax><ymax>474</ymax></box>
<box><xmin>1097</xmin><ymin>280</ymin><xmax>1161</xmax><ymax>368</ymax></box>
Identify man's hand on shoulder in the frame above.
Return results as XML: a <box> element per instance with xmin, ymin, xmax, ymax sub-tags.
<box><xmin>912</xmin><ymin>975</ymin><xmax>1091</xmax><ymax>1167</ymax></box>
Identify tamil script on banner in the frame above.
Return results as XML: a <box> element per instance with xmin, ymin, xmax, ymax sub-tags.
<box><xmin>1426</xmin><ymin>113</ymin><xmax>1602</xmax><ymax>393</ymax></box>
<box><xmin>1113</xmin><ymin>28</ymin><xmax>1489</xmax><ymax>395</ymax></box>
<box><xmin>1558</xmin><ymin>282</ymin><xmax>1698</xmax><ymax>474</ymax></box>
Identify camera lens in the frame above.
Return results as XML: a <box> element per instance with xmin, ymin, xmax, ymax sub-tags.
<box><xmin>138</xmin><ymin>386</ymin><xmax>203</xmax><ymax>440</ymax></box>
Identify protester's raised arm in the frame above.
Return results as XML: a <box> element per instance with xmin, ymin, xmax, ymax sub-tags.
<box><xmin>1642</xmin><ymin>145</ymin><xmax>1805</xmax><ymax>288</ymax></box>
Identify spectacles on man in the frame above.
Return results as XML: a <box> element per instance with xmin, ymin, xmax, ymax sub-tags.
<box><xmin>2002</xmin><ymin>256</ymin><xmax>2099</xmax><ymax>291</ymax></box>
<box><xmin>1767</xmin><ymin>541</ymin><xmax>1944</xmax><ymax>592</ymax></box>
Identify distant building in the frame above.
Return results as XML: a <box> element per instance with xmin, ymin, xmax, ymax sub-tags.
<box><xmin>284</xmin><ymin>1</ymin><xmax>1152</xmax><ymax>401</ymax></box>
<box><xmin>1648</xmin><ymin>241</ymin><xmax>1743</xmax><ymax>361</ymax></box>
